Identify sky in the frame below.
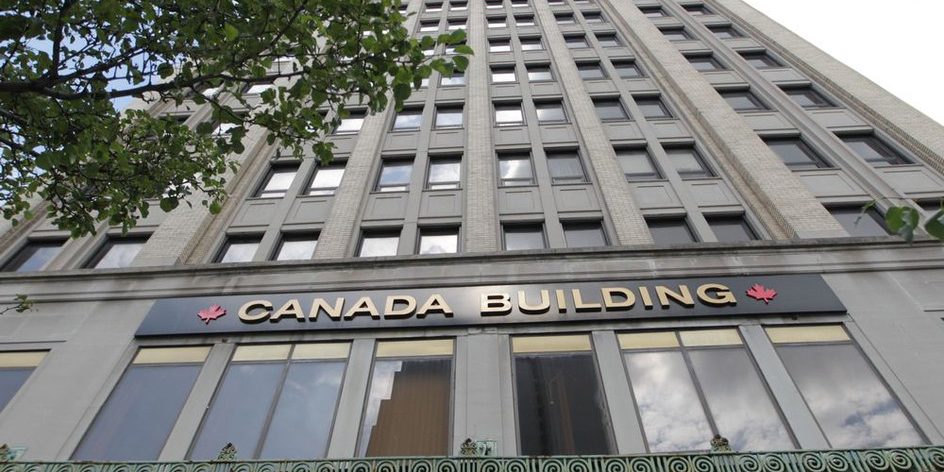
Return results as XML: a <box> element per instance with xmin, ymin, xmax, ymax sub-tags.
<box><xmin>743</xmin><ymin>0</ymin><xmax>944</xmax><ymax>126</ymax></box>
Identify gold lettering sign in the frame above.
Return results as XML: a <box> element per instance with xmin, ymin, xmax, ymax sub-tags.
<box><xmin>239</xmin><ymin>300</ymin><xmax>272</xmax><ymax>323</ymax></box>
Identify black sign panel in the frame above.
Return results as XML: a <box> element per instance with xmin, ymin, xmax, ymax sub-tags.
<box><xmin>135</xmin><ymin>274</ymin><xmax>845</xmax><ymax>337</ymax></box>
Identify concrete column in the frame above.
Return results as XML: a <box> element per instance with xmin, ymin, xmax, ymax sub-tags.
<box><xmin>591</xmin><ymin>331</ymin><xmax>647</xmax><ymax>453</ymax></box>
<box><xmin>605</xmin><ymin>1</ymin><xmax>846</xmax><ymax>239</ymax></box>
<box><xmin>453</xmin><ymin>333</ymin><xmax>511</xmax><ymax>454</ymax></box>
<box><xmin>326</xmin><ymin>338</ymin><xmax>375</xmax><ymax>458</ymax></box>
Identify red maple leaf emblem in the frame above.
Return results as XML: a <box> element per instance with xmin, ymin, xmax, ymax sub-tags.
<box><xmin>746</xmin><ymin>284</ymin><xmax>777</xmax><ymax>304</ymax></box>
<box><xmin>197</xmin><ymin>304</ymin><xmax>227</xmax><ymax>324</ymax></box>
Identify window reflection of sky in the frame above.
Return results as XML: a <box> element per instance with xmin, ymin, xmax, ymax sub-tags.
<box><xmin>358</xmin><ymin>361</ymin><xmax>402</xmax><ymax>456</ymax></box>
<box><xmin>500</xmin><ymin>158</ymin><xmax>531</xmax><ymax>179</ymax></box>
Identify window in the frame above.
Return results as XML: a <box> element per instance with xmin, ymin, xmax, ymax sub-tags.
<box><xmin>514</xmin><ymin>335</ymin><xmax>613</xmax><ymax>454</ymax></box>
<box><xmin>425</xmin><ymin>2</ymin><xmax>443</xmax><ymax>12</ymax></box>
<box><xmin>526</xmin><ymin>64</ymin><xmax>553</xmax><ymax>82</ymax></box>
<box><xmin>358</xmin><ymin>231</ymin><xmax>401</xmax><ymax>257</ymax></box>
<box><xmin>73</xmin><ymin>347</ymin><xmax>209</xmax><ymax>460</ymax></box>
<box><xmin>451</xmin><ymin>1</ymin><xmax>467</xmax><ymax>10</ymax></box>
<box><xmin>564</xmin><ymin>35</ymin><xmax>589</xmax><ymax>48</ymax></box>
<box><xmin>768</xmin><ymin>325</ymin><xmax>924</xmax><ymax>448</ymax></box>
<box><xmin>392</xmin><ymin>108</ymin><xmax>423</xmax><ymax>131</ymax></box>
<box><xmin>563</xmin><ymin>222</ymin><xmax>607</xmax><ymax>247</ymax></box>
<box><xmin>335</xmin><ymin>111</ymin><xmax>366</xmax><ymax>134</ymax></box>
<box><xmin>577</xmin><ymin>62</ymin><xmax>606</xmax><ymax>80</ymax></box>
<box><xmin>419</xmin><ymin>21</ymin><xmax>440</xmax><ymax>33</ymax></box>
<box><xmin>660</xmin><ymin>28</ymin><xmax>690</xmax><ymax>41</ymax></box>
<box><xmin>376</xmin><ymin>160</ymin><xmax>413</xmax><ymax>192</ymax></box>
<box><xmin>741</xmin><ymin>51</ymin><xmax>782</xmax><ymax>69</ymax></box>
<box><xmin>427</xmin><ymin>156</ymin><xmax>462</xmax><ymax>189</ymax></box>
<box><xmin>447</xmin><ymin>19</ymin><xmax>465</xmax><ymax>31</ymax></box>
<box><xmin>707</xmin><ymin>216</ymin><xmax>757</xmax><ymax>242</ymax></box>
<box><xmin>621</xmin><ymin>330</ymin><xmax>792</xmax><ymax>452</ymax></box>
<box><xmin>489</xmin><ymin>38</ymin><xmax>512</xmax><ymax>53</ymax></box>
<box><xmin>583</xmin><ymin>11</ymin><xmax>606</xmax><ymax>23</ymax></box>
<box><xmin>709</xmin><ymin>25</ymin><xmax>742</xmax><ymax>39</ymax></box>
<box><xmin>613</xmin><ymin>60</ymin><xmax>644</xmax><ymax>78</ymax></box>
<box><xmin>485</xmin><ymin>0</ymin><xmax>503</xmax><ymax>9</ymax></box>
<box><xmin>555</xmin><ymin>14</ymin><xmax>575</xmax><ymax>24</ymax></box>
<box><xmin>520</xmin><ymin>37</ymin><xmax>544</xmax><ymax>50</ymax></box>
<box><xmin>273</xmin><ymin>234</ymin><xmax>318</xmax><ymax>260</ymax></box>
<box><xmin>666</xmin><ymin>146</ymin><xmax>712</xmax><ymax>178</ymax></box>
<box><xmin>308</xmin><ymin>165</ymin><xmax>345</xmax><ymax>195</ymax></box>
<box><xmin>595</xmin><ymin>33</ymin><xmax>622</xmax><ymax>47</ymax></box>
<box><xmin>639</xmin><ymin>6</ymin><xmax>666</xmax><ymax>18</ymax></box>
<box><xmin>418</xmin><ymin>228</ymin><xmax>459</xmax><ymax>254</ymax></box>
<box><xmin>683</xmin><ymin>4</ymin><xmax>711</xmax><ymax>15</ymax></box>
<box><xmin>647</xmin><ymin>218</ymin><xmax>696</xmax><ymax>243</ymax></box>
<box><xmin>546</xmin><ymin>150</ymin><xmax>586</xmax><ymax>184</ymax></box>
<box><xmin>720</xmin><ymin>90</ymin><xmax>768</xmax><ymax>112</ymax></box>
<box><xmin>764</xmin><ymin>138</ymin><xmax>829</xmax><ymax>169</ymax></box>
<box><xmin>593</xmin><ymin>98</ymin><xmax>629</xmax><ymax>121</ymax></box>
<box><xmin>255</xmin><ymin>166</ymin><xmax>298</xmax><ymax>198</ymax></box>
<box><xmin>547</xmin><ymin>0</ymin><xmax>564</xmax><ymax>5</ymax></box>
<box><xmin>245</xmin><ymin>82</ymin><xmax>275</xmax><ymax>95</ymax></box>
<box><xmin>491</xmin><ymin>66</ymin><xmax>517</xmax><ymax>83</ymax></box>
<box><xmin>616</xmin><ymin>148</ymin><xmax>660</xmax><ymax>180</ymax></box>
<box><xmin>487</xmin><ymin>16</ymin><xmax>507</xmax><ymax>28</ymax></box>
<box><xmin>535</xmin><ymin>101</ymin><xmax>567</xmax><ymax>123</ymax></box>
<box><xmin>217</xmin><ymin>236</ymin><xmax>261</xmax><ymax>263</ymax></box>
<box><xmin>0</xmin><ymin>351</ymin><xmax>45</xmax><ymax>413</ymax></box>
<box><xmin>213</xmin><ymin>122</ymin><xmax>240</xmax><ymax>136</ymax></box>
<box><xmin>495</xmin><ymin>103</ymin><xmax>524</xmax><ymax>126</ymax></box>
<box><xmin>829</xmin><ymin>207</ymin><xmax>890</xmax><ymax>237</ymax></box>
<box><xmin>636</xmin><ymin>96</ymin><xmax>673</xmax><ymax>119</ymax></box>
<box><xmin>687</xmin><ymin>55</ymin><xmax>725</xmax><ymax>72</ymax></box>
<box><xmin>511</xmin><ymin>0</ymin><xmax>528</xmax><ymax>7</ymax></box>
<box><xmin>434</xmin><ymin>106</ymin><xmax>463</xmax><ymax>128</ymax></box>
<box><xmin>503</xmin><ymin>224</ymin><xmax>545</xmax><ymax>250</ymax></box>
<box><xmin>358</xmin><ymin>340</ymin><xmax>453</xmax><ymax>456</ymax></box>
<box><xmin>86</xmin><ymin>236</ymin><xmax>149</xmax><ymax>269</ymax></box>
<box><xmin>190</xmin><ymin>344</ymin><xmax>347</xmax><ymax>460</ymax></box>
<box><xmin>498</xmin><ymin>152</ymin><xmax>534</xmax><ymax>186</ymax></box>
<box><xmin>3</xmin><ymin>240</ymin><xmax>63</xmax><ymax>272</ymax></box>
<box><xmin>840</xmin><ymin>135</ymin><xmax>909</xmax><ymax>165</ymax></box>
<box><xmin>515</xmin><ymin>15</ymin><xmax>535</xmax><ymax>26</ymax></box>
<box><xmin>783</xmin><ymin>87</ymin><xmax>833</xmax><ymax>109</ymax></box>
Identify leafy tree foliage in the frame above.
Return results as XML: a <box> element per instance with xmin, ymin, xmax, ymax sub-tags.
<box><xmin>0</xmin><ymin>0</ymin><xmax>469</xmax><ymax>236</ymax></box>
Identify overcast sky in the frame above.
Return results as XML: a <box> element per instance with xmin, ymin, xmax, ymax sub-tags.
<box><xmin>742</xmin><ymin>0</ymin><xmax>944</xmax><ymax>126</ymax></box>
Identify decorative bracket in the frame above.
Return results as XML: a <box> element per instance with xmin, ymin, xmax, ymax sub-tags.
<box><xmin>459</xmin><ymin>438</ymin><xmax>497</xmax><ymax>457</ymax></box>
<box><xmin>215</xmin><ymin>443</ymin><xmax>237</xmax><ymax>461</ymax></box>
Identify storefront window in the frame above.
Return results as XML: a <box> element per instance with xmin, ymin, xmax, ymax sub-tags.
<box><xmin>0</xmin><ymin>351</ymin><xmax>45</xmax><ymax>412</ymax></box>
<box><xmin>358</xmin><ymin>339</ymin><xmax>453</xmax><ymax>456</ymax></box>
<box><xmin>620</xmin><ymin>329</ymin><xmax>792</xmax><ymax>452</ymax></box>
<box><xmin>190</xmin><ymin>343</ymin><xmax>349</xmax><ymax>460</ymax></box>
<box><xmin>513</xmin><ymin>335</ymin><xmax>614</xmax><ymax>455</ymax></box>
<box><xmin>73</xmin><ymin>347</ymin><xmax>209</xmax><ymax>460</ymax></box>
<box><xmin>768</xmin><ymin>325</ymin><xmax>925</xmax><ymax>448</ymax></box>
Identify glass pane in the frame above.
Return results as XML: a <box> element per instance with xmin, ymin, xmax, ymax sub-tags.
<box><xmin>435</xmin><ymin>110</ymin><xmax>463</xmax><ymax>128</ymax></box>
<box><xmin>515</xmin><ymin>353</ymin><xmax>612</xmax><ymax>454</ymax></box>
<box><xmin>504</xmin><ymin>226</ymin><xmax>545</xmax><ymax>250</ymax></box>
<box><xmin>220</xmin><ymin>240</ymin><xmax>259</xmax><ymax>263</ymax></box>
<box><xmin>5</xmin><ymin>241</ymin><xmax>63</xmax><ymax>272</ymax></box>
<box><xmin>428</xmin><ymin>160</ymin><xmax>461</xmax><ymax>188</ymax></box>
<box><xmin>842</xmin><ymin>136</ymin><xmax>906</xmax><ymax>165</ymax></box>
<box><xmin>378</xmin><ymin>162</ymin><xmax>413</xmax><ymax>191</ymax></box>
<box><xmin>74</xmin><ymin>364</ymin><xmax>202</xmax><ymax>460</ymax></box>
<box><xmin>615</xmin><ymin>62</ymin><xmax>643</xmax><ymax>78</ymax></box>
<box><xmin>662</xmin><ymin>30</ymin><xmax>689</xmax><ymax>41</ymax></box>
<box><xmin>358</xmin><ymin>358</ymin><xmax>452</xmax><ymax>456</ymax></box>
<box><xmin>276</xmin><ymin>238</ymin><xmax>317</xmax><ymax>260</ymax></box>
<box><xmin>94</xmin><ymin>240</ymin><xmax>146</xmax><ymax>269</ymax></box>
<box><xmin>490</xmin><ymin>41</ymin><xmax>511</xmax><ymax>52</ymax></box>
<box><xmin>190</xmin><ymin>363</ymin><xmax>283</xmax><ymax>460</ymax></box>
<box><xmin>419</xmin><ymin>232</ymin><xmax>459</xmax><ymax>254</ymax></box>
<box><xmin>688</xmin><ymin>348</ymin><xmax>794</xmax><ymax>450</ymax></box>
<box><xmin>786</xmin><ymin>88</ymin><xmax>832</xmax><ymax>108</ymax></box>
<box><xmin>0</xmin><ymin>368</ymin><xmax>33</xmax><ymax>412</ymax></box>
<box><xmin>689</xmin><ymin>57</ymin><xmax>722</xmax><ymax>72</ymax></box>
<box><xmin>722</xmin><ymin>91</ymin><xmax>766</xmax><ymax>111</ymax></box>
<box><xmin>336</xmin><ymin>117</ymin><xmax>365</xmax><ymax>133</ymax></box>
<box><xmin>440</xmin><ymin>73</ymin><xmax>466</xmax><ymax>86</ymax></box>
<box><xmin>359</xmin><ymin>235</ymin><xmax>400</xmax><ymax>257</ymax></box>
<box><xmin>492</xmin><ymin>69</ymin><xmax>516</xmax><ymax>83</ymax></box>
<box><xmin>647</xmin><ymin>219</ymin><xmax>695</xmax><ymax>244</ymax></box>
<box><xmin>393</xmin><ymin>111</ymin><xmax>423</xmax><ymax>130</ymax></box>
<box><xmin>499</xmin><ymin>157</ymin><xmax>532</xmax><ymax>183</ymax></box>
<box><xmin>565</xmin><ymin>37</ymin><xmax>588</xmax><ymax>48</ymax></box>
<box><xmin>625</xmin><ymin>351</ymin><xmax>711</xmax><ymax>452</ymax></box>
<box><xmin>536</xmin><ymin>103</ymin><xmax>566</xmax><ymax>123</ymax></box>
<box><xmin>564</xmin><ymin>224</ymin><xmax>606</xmax><ymax>248</ymax></box>
<box><xmin>830</xmin><ymin>208</ymin><xmax>889</xmax><ymax>237</ymax></box>
<box><xmin>778</xmin><ymin>343</ymin><xmax>924</xmax><ymax>448</ymax></box>
<box><xmin>766</xmin><ymin>139</ymin><xmax>824</xmax><ymax>169</ymax></box>
<box><xmin>637</xmin><ymin>98</ymin><xmax>672</xmax><ymax>119</ymax></box>
<box><xmin>260</xmin><ymin>361</ymin><xmax>346</xmax><ymax>459</ymax></box>
<box><xmin>527</xmin><ymin>67</ymin><xmax>553</xmax><ymax>82</ymax></box>
<box><xmin>709</xmin><ymin>217</ymin><xmax>756</xmax><ymax>242</ymax></box>
<box><xmin>521</xmin><ymin>38</ymin><xmax>543</xmax><ymax>50</ymax></box>
<box><xmin>667</xmin><ymin>148</ymin><xmax>709</xmax><ymax>177</ymax></box>
<box><xmin>743</xmin><ymin>53</ymin><xmax>780</xmax><ymax>69</ymax></box>
<box><xmin>594</xmin><ymin>100</ymin><xmax>628</xmax><ymax>121</ymax></box>
<box><xmin>310</xmin><ymin>167</ymin><xmax>345</xmax><ymax>195</ymax></box>
<box><xmin>577</xmin><ymin>64</ymin><xmax>605</xmax><ymax>80</ymax></box>
<box><xmin>616</xmin><ymin>150</ymin><xmax>658</xmax><ymax>179</ymax></box>
<box><xmin>495</xmin><ymin>107</ymin><xmax>524</xmax><ymax>125</ymax></box>
<box><xmin>259</xmin><ymin>169</ymin><xmax>297</xmax><ymax>197</ymax></box>
<box><xmin>547</xmin><ymin>153</ymin><xmax>584</xmax><ymax>183</ymax></box>
<box><xmin>597</xmin><ymin>35</ymin><xmax>620</xmax><ymax>47</ymax></box>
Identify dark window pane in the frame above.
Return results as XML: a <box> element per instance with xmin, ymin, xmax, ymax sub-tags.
<box><xmin>688</xmin><ymin>56</ymin><xmax>724</xmax><ymax>72</ymax></box>
<box><xmin>546</xmin><ymin>151</ymin><xmax>586</xmax><ymax>184</ymax></box>
<box><xmin>841</xmin><ymin>136</ymin><xmax>909</xmax><ymax>165</ymax></box>
<box><xmin>359</xmin><ymin>358</ymin><xmax>452</xmax><ymax>456</ymax></box>
<box><xmin>784</xmin><ymin>87</ymin><xmax>834</xmax><ymax>109</ymax></box>
<box><xmin>256</xmin><ymin>168</ymin><xmax>298</xmax><ymax>198</ymax></box>
<box><xmin>260</xmin><ymin>361</ymin><xmax>345</xmax><ymax>459</ymax></box>
<box><xmin>707</xmin><ymin>216</ymin><xmax>757</xmax><ymax>242</ymax></box>
<box><xmin>565</xmin><ymin>36</ymin><xmax>588</xmax><ymax>48</ymax></box>
<box><xmin>0</xmin><ymin>368</ymin><xmax>33</xmax><ymax>412</ymax></box>
<box><xmin>741</xmin><ymin>52</ymin><xmax>781</xmax><ymax>69</ymax></box>
<box><xmin>709</xmin><ymin>26</ymin><xmax>742</xmax><ymax>39</ymax></box>
<box><xmin>830</xmin><ymin>208</ymin><xmax>890</xmax><ymax>237</ymax></box>
<box><xmin>275</xmin><ymin>235</ymin><xmax>317</xmax><ymax>261</ymax></box>
<box><xmin>520</xmin><ymin>37</ymin><xmax>544</xmax><ymax>50</ymax></box>
<box><xmin>625</xmin><ymin>350</ymin><xmax>711</xmax><ymax>452</ymax></box>
<box><xmin>516</xmin><ymin>353</ymin><xmax>612</xmax><ymax>454</ymax></box>
<box><xmin>190</xmin><ymin>363</ymin><xmax>284</xmax><ymax>460</ymax></box>
<box><xmin>777</xmin><ymin>343</ymin><xmax>923</xmax><ymax>448</ymax></box>
<box><xmin>616</xmin><ymin>149</ymin><xmax>659</xmax><ymax>180</ymax></box>
<box><xmin>765</xmin><ymin>138</ymin><xmax>828</xmax><ymax>169</ymax></box>
<box><xmin>577</xmin><ymin>63</ymin><xmax>605</xmax><ymax>80</ymax></box>
<box><xmin>640</xmin><ymin>7</ymin><xmax>666</xmax><ymax>18</ymax></box>
<box><xmin>720</xmin><ymin>90</ymin><xmax>768</xmax><ymax>112</ymax></box>
<box><xmin>596</xmin><ymin>34</ymin><xmax>621</xmax><ymax>47</ymax></box>
<box><xmin>688</xmin><ymin>348</ymin><xmax>793</xmax><ymax>451</ymax></box>
<box><xmin>218</xmin><ymin>238</ymin><xmax>260</xmax><ymax>263</ymax></box>
<box><xmin>3</xmin><ymin>241</ymin><xmax>63</xmax><ymax>272</ymax></box>
<box><xmin>614</xmin><ymin>61</ymin><xmax>644</xmax><ymax>78</ymax></box>
<box><xmin>504</xmin><ymin>225</ymin><xmax>545</xmax><ymax>250</ymax></box>
<box><xmin>376</xmin><ymin>161</ymin><xmax>413</xmax><ymax>192</ymax></box>
<box><xmin>489</xmin><ymin>39</ymin><xmax>511</xmax><ymax>53</ymax></box>
<box><xmin>563</xmin><ymin>222</ymin><xmax>606</xmax><ymax>248</ymax></box>
<box><xmin>536</xmin><ymin>102</ymin><xmax>567</xmax><ymax>123</ymax></box>
<box><xmin>684</xmin><ymin>4</ymin><xmax>710</xmax><ymax>15</ymax></box>
<box><xmin>666</xmin><ymin>147</ymin><xmax>711</xmax><ymax>178</ymax></box>
<box><xmin>74</xmin><ymin>364</ymin><xmax>202</xmax><ymax>460</ymax></box>
<box><xmin>647</xmin><ymin>219</ymin><xmax>696</xmax><ymax>244</ymax></box>
<box><xmin>636</xmin><ymin>97</ymin><xmax>673</xmax><ymax>119</ymax></box>
<box><xmin>88</xmin><ymin>237</ymin><xmax>148</xmax><ymax>269</ymax></box>
<box><xmin>661</xmin><ymin>29</ymin><xmax>690</xmax><ymax>41</ymax></box>
<box><xmin>594</xmin><ymin>99</ymin><xmax>629</xmax><ymax>121</ymax></box>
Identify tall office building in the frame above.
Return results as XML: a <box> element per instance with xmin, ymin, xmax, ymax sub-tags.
<box><xmin>0</xmin><ymin>0</ymin><xmax>943</xmax><ymax>470</ymax></box>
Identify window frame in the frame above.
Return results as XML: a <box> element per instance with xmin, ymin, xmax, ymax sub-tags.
<box><xmin>434</xmin><ymin>106</ymin><xmax>464</xmax><ymax>129</ymax></box>
<box><xmin>502</xmin><ymin>223</ymin><xmax>547</xmax><ymax>250</ymax></box>
<box><xmin>374</xmin><ymin>159</ymin><xmax>415</xmax><ymax>192</ymax></box>
<box><xmin>417</xmin><ymin>227</ymin><xmax>461</xmax><ymax>254</ymax></box>
<box><xmin>84</xmin><ymin>235</ymin><xmax>150</xmax><ymax>269</ymax></box>
<box><xmin>545</xmin><ymin>149</ymin><xmax>588</xmax><ymax>184</ymax></box>
<box><xmin>216</xmin><ymin>235</ymin><xmax>262</xmax><ymax>263</ymax></box>
<box><xmin>719</xmin><ymin>89</ymin><xmax>770</xmax><ymax>112</ymax></box>
<box><xmin>357</xmin><ymin>230</ymin><xmax>402</xmax><ymax>257</ymax></box>
<box><xmin>426</xmin><ymin>156</ymin><xmax>463</xmax><ymax>190</ymax></box>
<box><xmin>254</xmin><ymin>165</ymin><xmax>299</xmax><ymax>199</ymax></box>
<box><xmin>498</xmin><ymin>152</ymin><xmax>535</xmax><ymax>186</ymax></box>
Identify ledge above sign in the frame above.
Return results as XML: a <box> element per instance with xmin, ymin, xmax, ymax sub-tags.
<box><xmin>135</xmin><ymin>274</ymin><xmax>846</xmax><ymax>337</ymax></box>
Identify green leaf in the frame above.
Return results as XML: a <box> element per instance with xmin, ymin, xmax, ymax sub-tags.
<box><xmin>393</xmin><ymin>82</ymin><xmax>411</xmax><ymax>103</ymax></box>
<box><xmin>925</xmin><ymin>210</ymin><xmax>944</xmax><ymax>240</ymax></box>
<box><xmin>454</xmin><ymin>44</ymin><xmax>474</xmax><ymax>55</ymax></box>
<box><xmin>159</xmin><ymin>197</ymin><xmax>178</xmax><ymax>212</ymax></box>
<box><xmin>885</xmin><ymin>206</ymin><xmax>920</xmax><ymax>243</ymax></box>
<box><xmin>223</xmin><ymin>23</ymin><xmax>239</xmax><ymax>41</ymax></box>
<box><xmin>157</xmin><ymin>63</ymin><xmax>174</xmax><ymax>79</ymax></box>
<box><xmin>453</xmin><ymin>55</ymin><xmax>469</xmax><ymax>72</ymax></box>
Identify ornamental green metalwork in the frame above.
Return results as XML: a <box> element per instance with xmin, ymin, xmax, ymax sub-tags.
<box><xmin>1</xmin><ymin>447</ymin><xmax>943</xmax><ymax>472</ymax></box>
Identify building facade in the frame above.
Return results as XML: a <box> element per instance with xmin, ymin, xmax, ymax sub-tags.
<box><xmin>1</xmin><ymin>0</ymin><xmax>944</xmax><ymax>467</ymax></box>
